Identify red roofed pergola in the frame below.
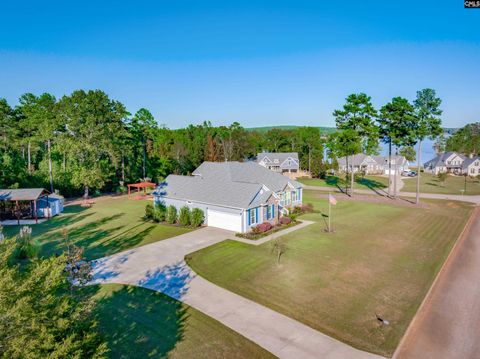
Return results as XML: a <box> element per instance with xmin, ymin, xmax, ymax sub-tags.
<box><xmin>127</xmin><ymin>182</ymin><xmax>156</xmax><ymax>195</ymax></box>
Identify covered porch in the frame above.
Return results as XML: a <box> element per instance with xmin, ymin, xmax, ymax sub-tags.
<box><xmin>0</xmin><ymin>188</ymin><xmax>54</xmax><ymax>225</ymax></box>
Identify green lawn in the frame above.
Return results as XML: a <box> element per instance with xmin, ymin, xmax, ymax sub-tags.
<box><xmin>299</xmin><ymin>175</ymin><xmax>389</xmax><ymax>190</ymax></box>
<box><xmin>91</xmin><ymin>284</ymin><xmax>274</xmax><ymax>359</ymax></box>
<box><xmin>3</xmin><ymin>196</ymin><xmax>192</xmax><ymax>260</ymax></box>
<box><xmin>402</xmin><ymin>173</ymin><xmax>480</xmax><ymax>195</ymax></box>
<box><xmin>187</xmin><ymin>190</ymin><xmax>473</xmax><ymax>357</ymax></box>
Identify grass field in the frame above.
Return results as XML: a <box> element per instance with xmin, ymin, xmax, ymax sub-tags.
<box><xmin>187</xmin><ymin>190</ymin><xmax>473</xmax><ymax>356</ymax></box>
<box><xmin>402</xmin><ymin>173</ymin><xmax>480</xmax><ymax>195</ymax></box>
<box><xmin>91</xmin><ymin>284</ymin><xmax>274</xmax><ymax>359</ymax></box>
<box><xmin>299</xmin><ymin>175</ymin><xmax>389</xmax><ymax>191</ymax></box>
<box><xmin>3</xmin><ymin>196</ymin><xmax>192</xmax><ymax>260</ymax></box>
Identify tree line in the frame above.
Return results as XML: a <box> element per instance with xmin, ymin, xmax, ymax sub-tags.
<box><xmin>0</xmin><ymin>88</ymin><xmax>448</xmax><ymax>204</ymax></box>
<box><xmin>0</xmin><ymin>90</ymin><xmax>325</xmax><ymax>198</ymax></box>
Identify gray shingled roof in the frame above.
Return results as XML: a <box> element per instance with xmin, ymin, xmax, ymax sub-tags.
<box><xmin>0</xmin><ymin>188</ymin><xmax>50</xmax><ymax>201</ymax></box>
<box><xmin>372</xmin><ymin>155</ymin><xmax>407</xmax><ymax>167</ymax></box>
<box><xmin>337</xmin><ymin>154</ymin><xmax>368</xmax><ymax>167</ymax></box>
<box><xmin>193</xmin><ymin>161</ymin><xmax>303</xmax><ymax>192</ymax></box>
<box><xmin>256</xmin><ymin>152</ymin><xmax>299</xmax><ymax>164</ymax></box>
<box><xmin>157</xmin><ymin>161</ymin><xmax>302</xmax><ymax>209</ymax></box>
<box><xmin>462</xmin><ymin>156</ymin><xmax>480</xmax><ymax>169</ymax></box>
<box><xmin>424</xmin><ymin>152</ymin><xmax>466</xmax><ymax>168</ymax></box>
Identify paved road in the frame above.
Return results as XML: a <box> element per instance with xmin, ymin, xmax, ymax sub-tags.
<box><xmin>303</xmin><ymin>185</ymin><xmax>480</xmax><ymax>204</ymax></box>
<box><xmin>91</xmin><ymin>226</ymin><xmax>380</xmax><ymax>359</ymax></box>
<box><xmin>394</xmin><ymin>207</ymin><xmax>480</xmax><ymax>359</ymax></box>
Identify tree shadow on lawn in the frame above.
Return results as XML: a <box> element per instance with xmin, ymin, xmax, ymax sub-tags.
<box><xmin>84</xmin><ymin>225</ymin><xmax>156</xmax><ymax>260</ymax></box>
<box><xmin>90</xmin><ymin>284</ymin><xmax>189</xmax><ymax>359</ymax></box>
<box><xmin>38</xmin><ymin>213</ymin><xmax>155</xmax><ymax>260</ymax></box>
<box><xmin>325</xmin><ymin>175</ymin><xmax>348</xmax><ymax>194</ymax></box>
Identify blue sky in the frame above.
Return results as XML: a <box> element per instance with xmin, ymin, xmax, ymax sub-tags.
<box><xmin>1</xmin><ymin>0</ymin><xmax>479</xmax><ymax>128</ymax></box>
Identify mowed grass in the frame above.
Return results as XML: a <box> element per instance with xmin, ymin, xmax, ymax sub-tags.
<box><xmin>3</xmin><ymin>196</ymin><xmax>192</xmax><ymax>260</ymax></box>
<box><xmin>402</xmin><ymin>172</ymin><xmax>480</xmax><ymax>195</ymax></box>
<box><xmin>187</xmin><ymin>190</ymin><xmax>473</xmax><ymax>356</ymax></box>
<box><xmin>90</xmin><ymin>284</ymin><xmax>274</xmax><ymax>359</ymax></box>
<box><xmin>299</xmin><ymin>175</ymin><xmax>388</xmax><ymax>190</ymax></box>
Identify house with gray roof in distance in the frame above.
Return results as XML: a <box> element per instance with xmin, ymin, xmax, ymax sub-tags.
<box><xmin>256</xmin><ymin>152</ymin><xmax>300</xmax><ymax>173</ymax></box>
<box><xmin>462</xmin><ymin>156</ymin><xmax>480</xmax><ymax>176</ymax></box>
<box><xmin>424</xmin><ymin>152</ymin><xmax>466</xmax><ymax>175</ymax></box>
<box><xmin>153</xmin><ymin>161</ymin><xmax>303</xmax><ymax>233</ymax></box>
<box><xmin>337</xmin><ymin>154</ymin><xmax>409</xmax><ymax>175</ymax></box>
<box><xmin>424</xmin><ymin>151</ymin><xmax>480</xmax><ymax>176</ymax></box>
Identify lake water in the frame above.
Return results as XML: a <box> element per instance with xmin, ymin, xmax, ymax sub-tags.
<box><xmin>379</xmin><ymin>138</ymin><xmax>437</xmax><ymax>164</ymax></box>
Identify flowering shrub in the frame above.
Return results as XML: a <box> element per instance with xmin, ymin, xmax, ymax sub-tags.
<box><xmin>300</xmin><ymin>203</ymin><xmax>314</xmax><ymax>212</ymax></box>
<box><xmin>291</xmin><ymin>203</ymin><xmax>314</xmax><ymax>214</ymax></box>
<box><xmin>279</xmin><ymin>216</ymin><xmax>292</xmax><ymax>225</ymax></box>
<box><xmin>256</xmin><ymin>222</ymin><xmax>273</xmax><ymax>233</ymax></box>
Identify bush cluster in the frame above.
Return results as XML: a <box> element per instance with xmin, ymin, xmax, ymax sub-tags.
<box><xmin>190</xmin><ymin>208</ymin><xmax>204</xmax><ymax>227</ymax></box>
<box><xmin>279</xmin><ymin>216</ymin><xmax>292</xmax><ymax>225</ymax></box>
<box><xmin>255</xmin><ymin>222</ymin><xmax>273</xmax><ymax>233</ymax></box>
<box><xmin>179</xmin><ymin>206</ymin><xmax>191</xmax><ymax>226</ymax></box>
<box><xmin>166</xmin><ymin>205</ymin><xmax>178</xmax><ymax>224</ymax></box>
<box><xmin>145</xmin><ymin>203</ymin><xmax>205</xmax><ymax>227</ymax></box>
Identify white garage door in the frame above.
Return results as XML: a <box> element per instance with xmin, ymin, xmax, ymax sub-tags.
<box><xmin>207</xmin><ymin>209</ymin><xmax>242</xmax><ymax>232</ymax></box>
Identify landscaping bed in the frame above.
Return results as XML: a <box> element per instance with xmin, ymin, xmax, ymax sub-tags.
<box><xmin>236</xmin><ymin>219</ymin><xmax>299</xmax><ymax>240</ymax></box>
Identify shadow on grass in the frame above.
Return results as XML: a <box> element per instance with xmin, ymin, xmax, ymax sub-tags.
<box><xmin>325</xmin><ymin>175</ymin><xmax>348</xmax><ymax>194</ymax></box>
<box><xmin>356</xmin><ymin>177</ymin><xmax>387</xmax><ymax>189</ymax></box>
<box><xmin>30</xmin><ymin>209</ymin><xmax>155</xmax><ymax>260</ymax></box>
<box><xmin>90</xmin><ymin>284</ymin><xmax>189</xmax><ymax>358</ymax></box>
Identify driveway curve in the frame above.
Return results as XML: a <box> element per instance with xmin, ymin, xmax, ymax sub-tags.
<box><xmin>91</xmin><ymin>226</ymin><xmax>381</xmax><ymax>359</ymax></box>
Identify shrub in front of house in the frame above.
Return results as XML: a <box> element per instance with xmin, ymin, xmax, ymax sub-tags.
<box><xmin>279</xmin><ymin>216</ymin><xmax>292</xmax><ymax>225</ymax></box>
<box><xmin>179</xmin><ymin>206</ymin><xmax>191</xmax><ymax>226</ymax></box>
<box><xmin>166</xmin><ymin>205</ymin><xmax>178</xmax><ymax>224</ymax></box>
<box><xmin>153</xmin><ymin>204</ymin><xmax>166</xmax><ymax>222</ymax></box>
<box><xmin>190</xmin><ymin>208</ymin><xmax>204</xmax><ymax>227</ymax></box>
<box><xmin>144</xmin><ymin>204</ymin><xmax>154</xmax><ymax>220</ymax></box>
<box><xmin>292</xmin><ymin>203</ymin><xmax>314</xmax><ymax>214</ymax></box>
<box><xmin>256</xmin><ymin>222</ymin><xmax>273</xmax><ymax>233</ymax></box>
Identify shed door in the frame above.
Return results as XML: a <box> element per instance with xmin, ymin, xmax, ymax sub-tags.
<box><xmin>207</xmin><ymin>209</ymin><xmax>242</xmax><ymax>232</ymax></box>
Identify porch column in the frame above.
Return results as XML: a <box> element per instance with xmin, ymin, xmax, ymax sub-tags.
<box><xmin>16</xmin><ymin>200</ymin><xmax>19</xmax><ymax>225</ymax></box>
<box><xmin>46</xmin><ymin>195</ymin><xmax>50</xmax><ymax>219</ymax></box>
<box><xmin>33</xmin><ymin>200</ymin><xmax>38</xmax><ymax>224</ymax></box>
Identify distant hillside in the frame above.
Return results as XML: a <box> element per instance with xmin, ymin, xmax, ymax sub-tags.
<box><xmin>246</xmin><ymin>125</ymin><xmax>336</xmax><ymax>134</ymax></box>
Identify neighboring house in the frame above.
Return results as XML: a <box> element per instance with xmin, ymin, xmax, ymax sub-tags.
<box><xmin>337</xmin><ymin>154</ymin><xmax>409</xmax><ymax>175</ymax></box>
<box><xmin>372</xmin><ymin>155</ymin><xmax>410</xmax><ymax>175</ymax></box>
<box><xmin>153</xmin><ymin>161</ymin><xmax>303</xmax><ymax>233</ymax></box>
<box><xmin>424</xmin><ymin>152</ymin><xmax>467</xmax><ymax>175</ymax></box>
<box><xmin>257</xmin><ymin>152</ymin><xmax>300</xmax><ymax>173</ymax></box>
<box><xmin>462</xmin><ymin>157</ymin><xmax>480</xmax><ymax>176</ymax></box>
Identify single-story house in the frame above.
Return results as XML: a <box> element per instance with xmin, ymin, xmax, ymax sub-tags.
<box><xmin>337</xmin><ymin>154</ymin><xmax>409</xmax><ymax>175</ymax></box>
<box><xmin>424</xmin><ymin>152</ymin><xmax>467</xmax><ymax>175</ymax></box>
<box><xmin>153</xmin><ymin>161</ymin><xmax>303</xmax><ymax>233</ymax></box>
<box><xmin>0</xmin><ymin>188</ymin><xmax>64</xmax><ymax>224</ymax></box>
<box><xmin>257</xmin><ymin>152</ymin><xmax>300</xmax><ymax>173</ymax></box>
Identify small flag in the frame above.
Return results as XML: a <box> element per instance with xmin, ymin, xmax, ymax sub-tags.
<box><xmin>329</xmin><ymin>194</ymin><xmax>337</xmax><ymax>205</ymax></box>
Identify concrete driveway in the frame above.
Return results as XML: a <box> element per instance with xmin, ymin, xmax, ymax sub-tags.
<box><xmin>91</xmin><ymin>226</ymin><xmax>380</xmax><ymax>359</ymax></box>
